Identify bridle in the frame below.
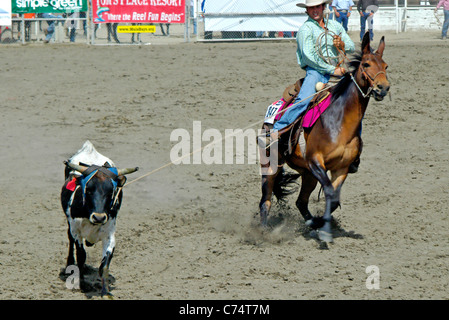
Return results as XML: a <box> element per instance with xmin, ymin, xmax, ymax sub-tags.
<box><xmin>69</xmin><ymin>165</ymin><xmax>123</xmax><ymax>211</ymax></box>
<box><xmin>328</xmin><ymin>30</ymin><xmax>387</xmax><ymax>99</ymax></box>
<box><xmin>351</xmin><ymin>54</ymin><xmax>387</xmax><ymax>99</ymax></box>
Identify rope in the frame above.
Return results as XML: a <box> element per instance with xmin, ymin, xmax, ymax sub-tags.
<box><xmin>125</xmin><ymin>13</ymin><xmax>348</xmax><ymax>188</ymax></box>
<box><xmin>315</xmin><ymin>10</ymin><xmax>348</xmax><ymax>69</ymax></box>
<box><xmin>123</xmin><ymin>83</ymin><xmax>338</xmax><ymax>188</ymax></box>
<box><xmin>434</xmin><ymin>9</ymin><xmax>443</xmax><ymax>28</ymax></box>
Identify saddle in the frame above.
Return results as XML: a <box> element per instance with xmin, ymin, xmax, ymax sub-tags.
<box><xmin>265</xmin><ymin>78</ymin><xmax>333</xmax><ymax>157</ymax></box>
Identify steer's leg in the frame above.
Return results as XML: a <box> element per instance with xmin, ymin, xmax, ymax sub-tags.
<box><xmin>75</xmin><ymin>239</ymin><xmax>86</xmax><ymax>273</ymax></box>
<box><xmin>99</xmin><ymin>232</ymin><xmax>116</xmax><ymax>296</ymax></box>
<box><xmin>66</xmin><ymin>225</ymin><xmax>75</xmax><ymax>266</ymax></box>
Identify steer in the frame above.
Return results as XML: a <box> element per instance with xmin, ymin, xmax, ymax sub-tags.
<box><xmin>61</xmin><ymin>141</ymin><xmax>138</xmax><ymax>296</ymax></box>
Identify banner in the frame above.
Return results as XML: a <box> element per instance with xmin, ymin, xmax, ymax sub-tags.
<box><xmin>0</xmin><ymin>0</ymin><xmax>12</xmax><ymax>26</ymax></box>
<box><xmin>92</xmin><ymin>0</ymin><xmax>185</xmax><ymax>24</ymax></box>
<box><xmin>203</xmin><ymin>0</ymin><xmax>307</xmax><ymax>32</ymax></box>
<box><xmin>12</xmin><ymin>0</ymin><xmax>87</xmax><ymax>13</ymax></box>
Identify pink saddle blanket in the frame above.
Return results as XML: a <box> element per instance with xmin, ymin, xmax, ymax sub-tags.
<box><xmin>302</xmin><ymin>94</ymin><xmax>332</xmax><ymax>128</ymax></box>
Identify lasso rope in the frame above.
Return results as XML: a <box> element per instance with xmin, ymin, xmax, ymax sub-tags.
<box><xmin>124</xmin><ymin>14</ymin><xmax>348</xmax><ymax>188</ymax></box>
<box><xmin>316</xmin><ymin>9</ymin><xmax>348</xmax><ymax>69</ymax></box>
<box><xmin>123</xmin><ymin>82</ymin><xmax>338</xmax><ymax>187</ymax></box>
<box><xmin>434</xmin><ymin>9</ymin><xmax>443</xmax><ymax>28</ymax></box>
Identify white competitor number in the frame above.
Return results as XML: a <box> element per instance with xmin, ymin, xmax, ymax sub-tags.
<box><xmin>264</xmin><ymin>99</ymin><xmax>284</xmax><ymax>124</ymax></box>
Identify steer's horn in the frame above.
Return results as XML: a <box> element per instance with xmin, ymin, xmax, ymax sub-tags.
<box><xmin>117</xmin><ymin>167</ymin><xmax>139</xmax><ymax>176</ymax></box>
<box><xmin>64</xmin><ymin>160</ymin><xmax>88</xmax><ymax>174</ymax></box>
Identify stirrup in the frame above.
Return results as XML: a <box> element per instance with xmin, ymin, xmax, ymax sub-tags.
<box><xmin>257</xmin><ymin>131</ymin><xmax>279</xmax><ymax>150</ymax></box>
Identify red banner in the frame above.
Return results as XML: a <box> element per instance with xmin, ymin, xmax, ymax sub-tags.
<box><xmin>92</xmin><ymin>0</ymin><xmax>185</xmax><ymax>24</ymax></box>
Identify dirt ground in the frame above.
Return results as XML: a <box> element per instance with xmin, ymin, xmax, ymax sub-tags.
<box><xmin>1</xmin><ymin>30</ymin><xmax>448</xmax><ymax>300</ymax></box>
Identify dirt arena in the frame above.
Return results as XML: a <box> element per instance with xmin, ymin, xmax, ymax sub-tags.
<box><xmin>1</xmin><ymin>30</ymin><xmax>448</xmax><ymax>300</ymax></box>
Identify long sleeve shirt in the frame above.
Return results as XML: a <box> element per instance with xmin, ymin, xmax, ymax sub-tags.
<box><xmin>437</xmin><ymin>0</ymin><xmax>449</xmax><ymax>11</ymax></box>
<box><xmin>357</xmin><ymin>0</ymin><xmax>379</xmax><ymax>13</ymax></box>
<box><xmin>296</xmin><ymin>18</ymin><xmax>355</xmax><ymax>75</ymax></box>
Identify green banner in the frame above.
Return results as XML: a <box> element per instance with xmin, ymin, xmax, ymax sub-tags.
<box><xmin>12</xmin><ymin>0</ymin><xmax>87</xmax><ymax>14</ymax></box>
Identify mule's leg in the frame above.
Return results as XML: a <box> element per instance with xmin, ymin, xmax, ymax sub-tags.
<box><xmin>329</xmin><ymin>169</ymin><xmax>348</xmax><ymax>213</ymax></box>
<box><xmin>308</xmin><ymin>159</ymin><xmax>339</xmax><ymax>242</ymax></box>
<box><xmin>258</xmin><ymin>132</ymin><xmax>283</xmax><ymax>226</ymax></box>
<box><xmin>295</xmin><ymin>170</ymin><xmax>322</xmax><ymax>228</ymax></box>
<box><xmin>259</xmin><ymin>167</ymin><xmax>282</xmax><ymax>226</ymax></box>
<box><xmin>99</xmin><ymin>233</ymin><xmax>116</xmax><ymax>296</ymax></box>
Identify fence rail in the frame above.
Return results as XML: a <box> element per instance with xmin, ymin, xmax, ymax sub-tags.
<box><xmin>0</xmin><ymin>4</ymin><xmax>444</xmax><ymax>45</ymax></box>
<box><xmin>0</xmin><ymin>18</ymin><xmax>193</xmax><ymax>45</ymax></box>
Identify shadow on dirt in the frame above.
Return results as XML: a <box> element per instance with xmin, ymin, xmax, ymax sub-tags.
<box><xmin>59</xmin><ymin>264</ymin><xmax>116</xmax><ymax>299</ymax></box>
<box><xmin>250</xmin><ymin>200</ymin><xmax>364</xmax><ymax>250</ymax></box>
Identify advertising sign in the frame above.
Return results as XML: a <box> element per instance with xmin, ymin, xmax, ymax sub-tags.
<box><xmin>0</xmin><ymin>0</ymin><xmax>12</xmax><ymax>26</ymax></box>
<box><xmin>12</xmin><ymin>0</ymin><xmax>87</xmax><ymax>14</ymax></box>
<box><xmin>92</xmin><ymin>0</ymin><xmax>185</xmax><ymax>24</ymax></box>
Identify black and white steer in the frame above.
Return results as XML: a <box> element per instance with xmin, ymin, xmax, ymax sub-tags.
<box><xmin>61</xmin><ymin>141</ymin><xmax>138</xmax><ymax>296</ymax></box>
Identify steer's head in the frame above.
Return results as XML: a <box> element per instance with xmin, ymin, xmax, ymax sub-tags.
<box><xmin>64</xmin><ymin>161</ymin><xmax>138</xmax><ymax>225</ymax></box>
<box><xmin>84</xmin><ymin>170</ymin><xmax>119</xmax><ymax>225</ymax></box>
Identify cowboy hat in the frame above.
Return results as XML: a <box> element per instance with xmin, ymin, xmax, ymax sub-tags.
<box><xmin>296</xmin><ymin>0</ymin><xmax>332</xmax><ymax>8</ymax></box>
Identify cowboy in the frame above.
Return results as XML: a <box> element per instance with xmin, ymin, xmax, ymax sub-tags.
<box><xmin>273</xmin><ymin>0</ymin><xmax>355</xmax><ymax>133</ymax></box>
<box><xmin>265</xmin><ymin>0</ymin><xmax>361</xmax><ymax>171</ymax></box>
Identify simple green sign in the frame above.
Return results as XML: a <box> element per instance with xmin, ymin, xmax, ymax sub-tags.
<box><xmin>12</xmin><ymin>0</ymin><xmax>87</xmax><ymax>14</ymax></box>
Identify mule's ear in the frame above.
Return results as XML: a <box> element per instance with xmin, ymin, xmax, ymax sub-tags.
<box><xmin>361</xmin><ymin>32</ymin><xmax>371</xmax><ymax>54</ymax></box>
<box><xmin>375</xmin><ymin>36</ymin><xmax>385</xmax><ymax>57</ymax></box>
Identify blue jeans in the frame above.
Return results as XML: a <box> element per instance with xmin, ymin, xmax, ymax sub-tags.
<box><xmin>45</xmin><ymin>22</ymin><xmax>56</xmax><ymax>41</ymax></box>
<box><xmin>360</xmin><ymin>12</ymin><xmax>374</xmax><ymax>41</ymax></box>
<box><xmin>442</xmin><ymin>10</ymin><xmax>449</xmax><ymax>38</ymax></box>
<box><xmin>273</xmin><ymin>68</ymin><xmax>329</xmax><ymax>131</ymax></box>
<box><xmin>336</xmin><ymin>11</ymin><xmax>350</xmax><ymax>31</ymax></box>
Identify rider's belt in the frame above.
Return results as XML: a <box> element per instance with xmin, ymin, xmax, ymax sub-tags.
<box><xmin>338</xmin><ymin>10</ymin><xmax>348</xmax><ymax>13</ymax></box>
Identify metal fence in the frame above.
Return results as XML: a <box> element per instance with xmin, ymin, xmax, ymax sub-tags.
<box><xmin>1</xmin><ymin>1</ymin><xmax>198</xmax><ymax>46</ymax></box>
<box><xmin>1</xmin><ymin>1</ymin><xmax>444</xmax><ymax>45</ymax></box>
<box><xmin>196</xmin><ymin>1</ymin><xmax>444</xmax><ymax>42</ymax></box>
<box><xmin>0</xmin><ymin>17</ymin><xmax>195</xmax><ymax>45</ymax></box>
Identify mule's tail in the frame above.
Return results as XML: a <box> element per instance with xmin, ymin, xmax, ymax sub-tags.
<box><xmin>273</xmin><ymin>168</ymin><xmax>301</xmax><ymax>203</ymax></box>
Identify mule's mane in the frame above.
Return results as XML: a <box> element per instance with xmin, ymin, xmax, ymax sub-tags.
<box><xmin>320</xmin><ymin>51</ymin><xmax>366</xmax><ymax>135</ymax></box>
<box><xmin>330</xmin><ymin>51</ymin><xmax>363</xmax><ymax>101</ymax></box>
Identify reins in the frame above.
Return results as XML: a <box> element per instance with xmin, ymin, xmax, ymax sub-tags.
<box><xmin>334</xmin><ymin>40</ymin><xmax>386</xmax><ymax>99</ymax></box>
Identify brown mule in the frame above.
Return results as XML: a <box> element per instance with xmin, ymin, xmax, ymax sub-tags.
<box><xmin>259</xmin><ymin>32</ymin><xmax>390</xmax><ymax>242</ymax></box>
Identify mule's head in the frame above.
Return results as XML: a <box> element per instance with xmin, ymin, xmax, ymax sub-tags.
<box><xmin>359</xmin><ymin>32</ymin><xmax>390</xmax><ymax>101</ymax></box>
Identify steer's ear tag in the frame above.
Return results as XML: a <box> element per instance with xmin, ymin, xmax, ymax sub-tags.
<box><xmin>66</xmin><ymin>178</ymin><xmax>77</xmax><ymax>191</ymax></box>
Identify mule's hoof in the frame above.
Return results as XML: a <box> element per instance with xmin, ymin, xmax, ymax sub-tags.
<box><xmin>305</xmin><ymin>217</ymin><xmax>325</xmax><ymax>230</ymax></box>
<box><xmin>318</xmin><ymin>230</ymin><xmax>333</xmax><ymax>243</ymax></box>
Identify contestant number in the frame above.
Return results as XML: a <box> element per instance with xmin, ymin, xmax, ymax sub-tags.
<box><xmin>264</xmin><ymin>99</ymin><xmax>284</xmax><ymax>124</ymax></box>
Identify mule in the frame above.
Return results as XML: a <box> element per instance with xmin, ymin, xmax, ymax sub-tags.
<box><xmin>259</xmin><ymin>32</ymin><xmax>390</xmax><ymax>242</ymax></box>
